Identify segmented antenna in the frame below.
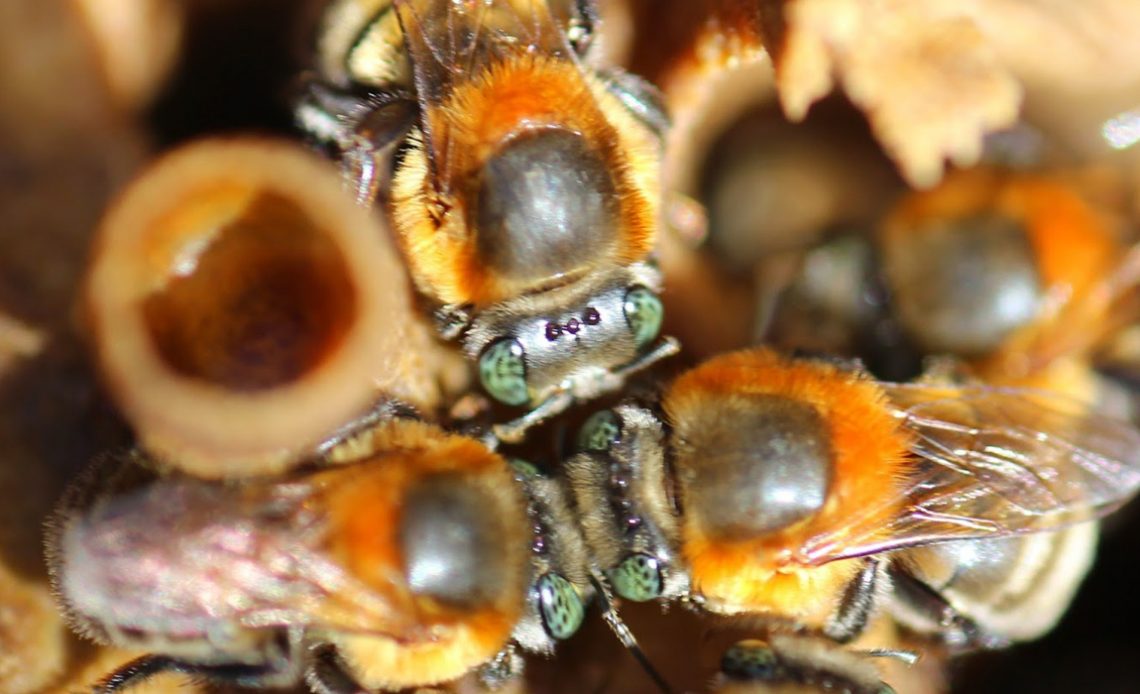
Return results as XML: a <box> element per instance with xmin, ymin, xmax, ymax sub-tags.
<box><xmin>589</xmin><ymin>572</ymin><xmax>676</xmax><ymax>694</ymax></box>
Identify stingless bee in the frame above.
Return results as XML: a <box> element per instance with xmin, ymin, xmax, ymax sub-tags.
<box><xmin>878</xmin><ymin>166</ymin><xmax>1140</xmax><ymax>393</ymax></box>
<box><xmin>867</xmin><ymin>167</ymin><xmax>1140</xmax><ymax>649</ymax></box>
<box><xmin>765</xmin><ymin>165</ymin><xmax>1138</xmax><ymax>393</ymax></box>
<box><xmin>710</xmin><ymin>635</ymin><xmax>900</xmax><ymax>694</ymax></box>
<box><xmin>705</xmin><ymin>161</ymin><xmax>1140</xmax><ymax>658</ymax></box>
<box><xmin>296</xmin><ymin>0</ymin><xmax>679</xmax><ymax>443</ymax></box>
<box><xmin>562</xmin><ymin>347</ymin><xmax>1140</xmax><ymax>664</ymax></box>
<box><xmin>48</xmin><ymin>416</ymin><xmax>636</xmax><ymax>693</ymax></box>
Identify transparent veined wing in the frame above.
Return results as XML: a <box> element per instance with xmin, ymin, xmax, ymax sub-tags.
<box><xmin>798</xmin><ymin>383</ymin><xmax>1140</xmax><ymax>565</ymax></box>
<box><xmin>53</xmin><ymin>463</ymin><xmax>424</xmax><ymax>642</ymax></box>
<box><xmin>394</xmin><ymin>0</ymin><xmax>573</xmax><ymax>103</ymax></box>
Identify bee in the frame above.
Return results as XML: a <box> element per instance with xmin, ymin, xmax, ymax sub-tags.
<box><xmin>563</xmin><ymin>347</ymin><xmax>1140</xmax><ymax>665</ymax></box>
<box><xmin>296</xmin><ymin>0</ymin><xmax>679</xmax><ymax>443</ymax></box>
<box><xmin>710</xmin><ymin>635</ymin><xmax>901</xmax><ymax>694</ymax></box>
<box><xmin>757</xmin><ymin>166</ymin><xmax>1140</xmax><ymax>655</ymax></box>
<box><xmin>760</xmin><ymin>162</ymin><xmax>1140</xmax><ymax>389</ymax></box>
<box><xmin>878</xmin><ymin>166</ymin><xmax>1138</xmax><ymax>394</ymax></box>
<box><xmin>48</xmin><ymin>416</ymin><xmax>617</xmax><ymax>692</ymax></box>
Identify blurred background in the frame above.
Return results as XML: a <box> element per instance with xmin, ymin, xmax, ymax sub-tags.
<box><xmin>1</xmin><ymin>1</ymin><xmax>1139</xmax><ymax>692</ymax></box>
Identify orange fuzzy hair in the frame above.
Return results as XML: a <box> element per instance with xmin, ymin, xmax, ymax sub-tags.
<box><xmin>390</xmin><ymin>51</ymin><xmax>659</xmax><ymax>307</ymax></box>
<box><xmin>334</xmin><ymin>609</ymin><xmax>519</xmax><ymax>690</ymax></box>
<box><xmin>663</xmin><ymin>348</ymin><xmax>912</xmax><ymax>625</ymax></box>
<box><xmin>315</xmin><ymin>420</ymin><xmax>526</xmax><ymax>684</ymax></box>
<box><xmin>883</xmin><ymin>167</ymin><xmax>1118</xmax><ymax>301</ymax></box>
<box><xmin>882</xmin><ymin>167</ymin><xmax>1122</xmax><ymax>383</ymax></box>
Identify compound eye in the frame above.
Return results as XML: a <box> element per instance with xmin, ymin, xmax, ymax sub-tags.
<box><xmin>623</xmin><ymin>286</ymin><xmax>663</xmax><ymax>348</ymax></box>
<box><xmin>721</xmin><ymin>640</ymin><xmax>779</xmax><ymax>680</ymax></box>
<box><xmin>478</xmin><ymin>338</ymin><xmax>529</xmax><ymax>406</ymax></box>
<box><xmin>577</xmin><ymin>409</ymin><xmax>621</xmax><ymax>452</ymax></box>
<box><xmin>610</xmin><ymin>552</ymin><xmax>663</xmax><ymax>602</ymax></box>
<box><xmin>536</xmin><ymin>572</ymin><xmax>585</xmax><ymax>640</ymax></box>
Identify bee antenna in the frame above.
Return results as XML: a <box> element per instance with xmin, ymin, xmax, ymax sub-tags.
<box><xmin>588</xmin><ymin>572</ymin><xmax>676</xmax><ymax>694</ymax></box>
<box><xmin>552</xmin><ymin>417</ymin><xmax>569</xmax><ymax>464</ymax></box>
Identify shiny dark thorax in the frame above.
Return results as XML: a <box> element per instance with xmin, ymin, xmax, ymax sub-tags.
<box><xmin>882</xmin><ymin>214</ymin><xmax>1042</xmax><ymax>357</ymax></box>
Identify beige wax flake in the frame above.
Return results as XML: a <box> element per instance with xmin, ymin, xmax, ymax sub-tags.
<box><xmin>776</xmin><ymin>0</ymin><xmax>1023</xmax><ymax>188</ymax></box>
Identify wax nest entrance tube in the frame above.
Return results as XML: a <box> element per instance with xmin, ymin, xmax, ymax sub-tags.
<box><xmin>84</xmin><ymin>138</ymin><xmax>438</xmax><ymax>478</ymax></box>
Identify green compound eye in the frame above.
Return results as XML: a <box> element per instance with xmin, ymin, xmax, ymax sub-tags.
<box><xmin>536</xmin><ymin>573</ymin><xmax>584</xmax><ymax>640</ymax></box>
<box><xmin>610</xmin><ymin>553</ymin><xmax>663</xmax><ymax>602</ymax></box>
<box><xmin>478</xmin><ymin>338</ymin><xmax>529</xmax><ymax>406</ymax></box>
<box><xmin>622</xmin><ymin>286</ymin><xmax>663</xmax><ymax>348</ymax></box>
<box><xmin>721</xmin><ymin>640</ymin><xmax>779</xmax><ymax>680</ymax></box>
<box><xmin>877</xmin><ymin>686</ymin><xmax>897</xmax><ymax>694</ymax></box>
<box><xmin>577</xmin><ymin>409</ymin><xmax>621</xmax><ymax>452</ymax></box>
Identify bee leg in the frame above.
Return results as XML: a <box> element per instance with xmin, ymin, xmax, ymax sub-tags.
<box><xmin>824</xmin><ymin>558</ymin><xmax>886</xmax><ymax>643</ymax></box>
<box><xmin>886</xmin><ymin>564</ymin><xmax>1003</xmax><ymax>650</ymax></box>
<box><xmin>434</xmin><ymin>304</ymin><xmax>474</xmax><ymax>341</ymax></box>
<box><xmin>305</xmin><ymin>645</ymin><xmax>369</xmax><ymax>694</ymax></box>
<box><xmin>295</xmin><ymin>78</ymin><xmax>368</xmax><ymax>148</ymax></box>
<box><xmin>596</xmin><ymin>68</ymin><xmax>671</xmax><ymax>139</ymax></box>
<box><xmin>608</xmin><ymin>337</ymin><xmax>682</xmax><ymax>390</ymax></box>
<box><xmin>93</xmin><ymin>655</ymin><xmax>180</xmax><ymax>692</ymax></box>
<box><xmin>294</xmin><ymin>78</ymin><xmax>416</xmax><ymax>204</ymax></box>
<box><xmin>295</xmin><ymin>78</ymin><xmax>412</xmax><ymax>150</ymax></box>
<box><xmin>477</xmin><ymin>645</ymin><xmax>526</xmax><ymax>689</ymax></box>
<box><xmin>93</xmin><ymin>655</ymin><xmax>283</xmax><ymax>693</ymax></box>
<box><xmin>492</xmin><ymin>390</ymin><xmax>576</xmax><ymax>444</ymax></box>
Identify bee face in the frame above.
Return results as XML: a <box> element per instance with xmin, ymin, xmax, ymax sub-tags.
<box><xmin>301</xmin><ymin>0</ymin><xmax>676</xmax><ymax>437</ymax></box>
<box><xmin>506</xmin><ymin>459</ymin><xmax>593</xmax><ymax>653</ymax></box>
<box><xmin>565</xmin><ymin>403</ymin><xmax>687</xmax><ymax>604</ymax></box>
<box><xmin>466</xmin><ymin>264</ymin><xmax>666</xmax><ymax>411</ymax></box>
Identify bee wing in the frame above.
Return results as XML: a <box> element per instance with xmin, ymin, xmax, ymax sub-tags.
<box><xmin>1000</xmin><ymin>244</ymin><xmax>1140</xmax><ymax>375</ymax></box>
<box><xmin>394</xmin><ymin>0</ymin><xmax>573</xmax><ymax>105</ymax></box>
<box><xmin>799</xmin><ymin>384</ymin><xmax>1140</xmax><ymax>565</ymax></box>
<box><xmin>394</xmin><ymin>0</ymin><xmax>577</xmax><ymax>185</ymax></box>
<box><xmin>58</xmin><ymin>477</ymin><xmax>421</xmax><ymax>641</ymax></box>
